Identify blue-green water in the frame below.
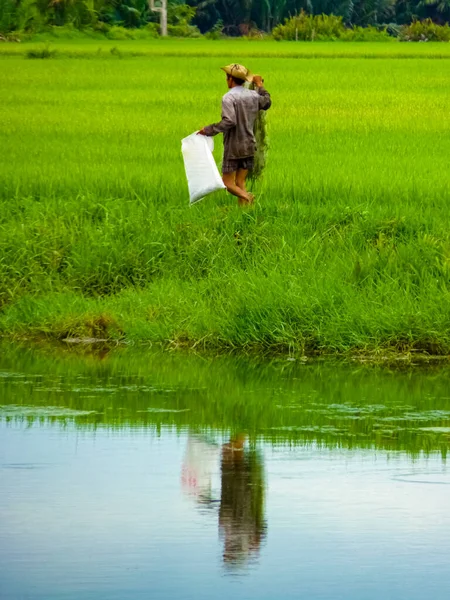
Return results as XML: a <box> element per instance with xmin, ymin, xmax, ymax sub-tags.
<box><xmin>0</xmin><ymin>344</ymin><xmax>449</xmax><ymax>599</ymax></box>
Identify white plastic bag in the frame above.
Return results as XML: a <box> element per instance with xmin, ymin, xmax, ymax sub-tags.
<box><xmin>181</xmin><ymin>132</ymin><xmax>226</xmax><ymax>205</ymax></box>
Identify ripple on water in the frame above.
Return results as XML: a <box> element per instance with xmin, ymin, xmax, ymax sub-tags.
<box><xmin>268</xmin><ymin>425</ymin><xmax>344</xmax><ymax>434</ymax></box>
<box><xmin>418</xmin><ymin>427</ymin><xmax>450</xmax><ymax>433</ymax></box>
<box><xmin>0</xmin><ymin>405</ymin><xmax>97</xmax><ymax>417</ymax></box>
<box><xmin>393</xmin><ymin>472</ymin><xmax>450</xmax><ymax>485</ymax></box>
<box><xmin>380</xmin><ymin>410</ymin><xmax>450</xmax><ymax>422</ymax></box>
<box><xmin>0</xmin><ymin>372</ymin><xmax>28</xmax><ymax>378</ymax></box>
<box><xmin>70</xmin><ymin>385</ymin><xmax>177</xmax><ymax>393</ymax></box>
<box><xmin>1</xmin><ymin>463</ymin><xmax>50</xmax><ymax>470</ymax></box>
<box><xmin>137</xmin><ymin>408</ymin><xmax>190</xmax><ymax>413</ymax></box>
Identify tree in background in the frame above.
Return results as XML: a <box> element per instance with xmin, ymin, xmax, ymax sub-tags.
<box><xmin>419</xmin><ymin>0</ymin><xmax>450</xmax><ymax>22</ymax></box>
<box><xmin>1</xmin><ymin>0</ymin><xmax>450</xmax><ymax>35</ymax></box>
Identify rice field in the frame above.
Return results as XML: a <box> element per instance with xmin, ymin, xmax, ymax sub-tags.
<box><xmin>1</xmin><ymin>40</ymin><xmax>450</xmax><ymax>354</ymax></box>
<box><xmin>3</xmin><ymin>38</ymin><xmax>450</xmax><ymax>59</ymax></box>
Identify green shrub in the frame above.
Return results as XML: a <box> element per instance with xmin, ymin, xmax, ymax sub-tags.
<box><xmin>272</xmin><ymin>12</ymin><xmax>345</xmax><ymax>41</ymax></box>
<box><xmin>93</xmin><ymin>21</ymin><xmax>110</xmax><ymax>34</ymax></box>
<box><xmin>243</xmin><ymin>28</ymin><xmax>268</xmax><ymax>40</ymax></box>
<box><xmin>0</xmin><ymin>30</ymin><xmax>25</xmax><ymax>41</ymax></box>
<box><xmin>167</xmin><ymin>3</ymin><xmax>196</xmax><ymax>26</ymax></box>
<box><xmin>385</xmin><ymin>23</ymin><xmax>402</xmax><ymax>38</ymax></box>
<box><xmin>400</xmin><ymin>19</ymin><xmax>450</xmax><ymax>42</ymax></box>
<box><xmin>144</xmin><ymin>22</ymin><xmax>160</xmax><ymax>38</ymax></box>
<box><xmin>48</xmin><ymin>25</ymin><xmax>104</xmax><ymax>39</ymax></box>
<box><xmin>167</xmin><ymin>24</ymin><xmax>201</xmax><ymax>38</ymax></box>
<box><xmin>120</xmin><ymin>25</ymin><xmax>160</xmax><ymax>39</ymax></box>
<box><xmin>339</xmin><ymin>25</ymin><xmax>392</xmax><ymax>42</ymax></box>
<box><xmin>205</xmin><ymin>20</ymin><xmax>224</xmax><ymax>40</ymax></box>
<box><xmin>273</xmin><ymin>12</ymin><xmax>392</xmax><ymax>42</ymax></box>
<box><xmin>167</xmin><ymin>3</ymin><xmax>200</xmax><ymax>37</ymax></box>
<box><xmin>104</xmin><ymin>24</ymin><xmax>160</xmax><ymax>40</ymax></box>
<box><xmin>106</xmin><ymin>25</ymin><xmax>135</xmax><ymax>40</ymax></box>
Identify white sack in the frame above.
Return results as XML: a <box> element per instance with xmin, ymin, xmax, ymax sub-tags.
<box><xmin>181</xmin><ymin>132</ymin><xmax>226</xmax><ymax>205</ymax></box>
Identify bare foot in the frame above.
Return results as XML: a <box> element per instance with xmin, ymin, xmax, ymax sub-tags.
<box><xmin>238</xmin><ymin>193</ymin><xmax>255</xmax><ymax>207</ymax></box>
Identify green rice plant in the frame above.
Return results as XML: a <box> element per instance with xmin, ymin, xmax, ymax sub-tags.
<box><xmin>1</xmin><ymin>45</ymin><xmax>450</xmax><ymax>355</ymax></box>
<box><xmin>3</xmin><ymin>38</ymin><xmax>450</xmax><ymax>59</ymax></box>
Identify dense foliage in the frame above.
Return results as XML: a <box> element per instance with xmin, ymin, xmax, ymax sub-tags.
<box><xmin>1</xmin><ymin>0</ymin><xmax>450</xmax><ymax>36</ymax></box>
<box><xmin>272</xmin><ymin>13</ymin><xmax>393</xmax><ymax>40</ymax></box>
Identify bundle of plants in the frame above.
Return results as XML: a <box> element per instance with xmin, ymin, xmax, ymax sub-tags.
<box><xmin>248</xmin><ymin>81</ymin><xmax>268</xmax><ymax>182</ymax></box>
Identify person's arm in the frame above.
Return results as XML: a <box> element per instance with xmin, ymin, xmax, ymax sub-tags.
<box><xmin>198</xmin><ymin>96</ymin><xmax>236</xmax><ymax>136</ymax></box>
<box><xmin>253</xmin><ymin>75</ymin><xmax>271</xmax><ymax>111</ymax></box>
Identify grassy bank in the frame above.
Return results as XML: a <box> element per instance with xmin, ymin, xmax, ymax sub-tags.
<box><xmin>1</xmin><ymin>44</ymin><xmax>450</xmax><ymax>354</ymax></box>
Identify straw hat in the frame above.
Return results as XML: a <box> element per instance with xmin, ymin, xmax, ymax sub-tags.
<box><xmin>221</xmin><ymin>63</ymin><xmax>253</xmax><ymax>82</ymax></box>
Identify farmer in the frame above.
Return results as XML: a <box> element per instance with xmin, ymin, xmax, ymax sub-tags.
<box><xmin>198</xmin><ymin>63</ymin><xmax>271</xmax><ymax>206</ymax></box>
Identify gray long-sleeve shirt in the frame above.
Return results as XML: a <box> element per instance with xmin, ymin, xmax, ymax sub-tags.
<box><xmin>203</xmin><ymin>86</ymin><xmax>271</xmax><ymax>160</ymax></box>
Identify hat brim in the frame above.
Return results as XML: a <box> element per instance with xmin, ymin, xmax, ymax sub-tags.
<box><xmin>220</xmin><ymin>66</ymin><xmax>253</xmax><ymax>83</ymax></box>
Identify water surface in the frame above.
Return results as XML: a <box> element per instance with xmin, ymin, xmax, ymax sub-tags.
<box><xmin>0</xmin><ymin>344</ymin><xmax>449</xmax><ymax>599</ymax></box>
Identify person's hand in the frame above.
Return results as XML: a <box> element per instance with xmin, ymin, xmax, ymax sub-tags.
<box><xmin>197</xmin><ymin>128</ymin><xmax>207</xmax><ymax>135</ymax></box>
<box><xmin>252</xmin><ymin>74</ymin><xmax>264</xmax><ymax>87</ymax></box>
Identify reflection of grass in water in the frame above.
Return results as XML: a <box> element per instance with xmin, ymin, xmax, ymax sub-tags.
<box><xmin>0</xmin><ymin>343</ymin><xmax>449</xmax><ymax>457</ymax></box>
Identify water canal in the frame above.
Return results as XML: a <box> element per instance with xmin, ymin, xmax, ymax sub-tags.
<box><xmin>1</xmin><ymin>343</ymin><xmax>449</xmax><ymax>599</ymax></box>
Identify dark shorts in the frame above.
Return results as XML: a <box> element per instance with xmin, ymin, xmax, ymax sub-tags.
<box><xmin>222</xmin><ymin>156</ymin><xmax>254</xmax><ymax>174</ymax></box>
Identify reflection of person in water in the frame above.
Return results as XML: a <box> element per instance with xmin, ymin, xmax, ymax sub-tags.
<box><xmin>181</xmin><ymin>435</ymin><xmax>219</xmax><ymax>506</ymax></box>
<box><xmin>182</xmin><ymin>432</ymin><xmax>267</xmax><ymax>569</ymax></box>
<box><xmin>219</xmin><ymin>434</ymin><xmax>267</xmax><ymax>570</ymax></box>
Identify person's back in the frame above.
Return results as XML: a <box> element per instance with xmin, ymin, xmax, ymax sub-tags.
<box><xmin>221</xmin><ymin>86</ymin><xmax>266</xmax><ymax>160</ymax></box>
<box><xmin>199</xmin><ymin>63</ymin><xmax>271</xmax><ymax>206</ymax></box>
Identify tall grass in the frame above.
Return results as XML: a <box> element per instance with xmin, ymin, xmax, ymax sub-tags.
<box><xmin>1</xmin><ymin>49</ymin><xmax>450</xmax><ymax>354</ymax></box>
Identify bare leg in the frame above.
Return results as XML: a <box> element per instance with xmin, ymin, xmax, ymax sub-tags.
<box><xmin>223</xmin><ymin>172</ymin><xmax>252</xmax><ymax>206</ymax></box>
<box><xmin>236</xmin><ymin>168</ymin><xmax>254</xmax><ymax>205</ymax></box>
<box><xmin>236</xmin><ymin>168</ymin><xmax>248</xmax><ymax>194</ymax></box>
